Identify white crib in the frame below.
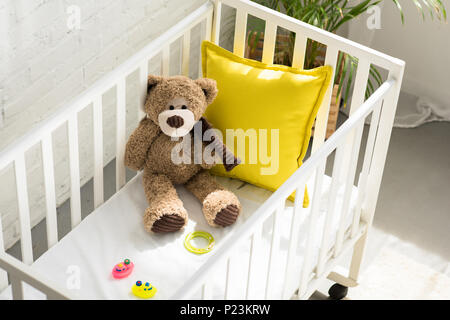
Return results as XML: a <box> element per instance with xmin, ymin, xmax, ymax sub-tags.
<box><xmin>0</xmin><ymin>0</ymin><xmax>404</xmax><ymax>300</ymax></box>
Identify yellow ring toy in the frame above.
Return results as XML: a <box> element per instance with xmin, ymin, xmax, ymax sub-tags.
<box><xmin>184</xmin><ymin>231</ymin><xmax>215</xmax><ymax>254</ymax></box>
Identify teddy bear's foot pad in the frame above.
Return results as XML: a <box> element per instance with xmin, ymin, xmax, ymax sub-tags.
<box><xmin>214</xmin><ymin>204</ymin><xmax>239</xmax><ymax>227</ymax></box>
<box><xmin>151</xmin><ymin>214</ymin><xmax>185</xmax><ymax>233</ymax></box>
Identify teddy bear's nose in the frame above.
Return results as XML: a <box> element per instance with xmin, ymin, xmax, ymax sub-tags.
<box><xmin>167</xmin><ymin>115</ymin><xmax>184</xmax><ymax>128</ymax></box>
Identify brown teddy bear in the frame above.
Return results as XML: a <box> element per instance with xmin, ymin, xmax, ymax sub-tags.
<box><xmin>124</xmin><ymin>75</ymin><xmax>242</xmax><ymax>233</ymax></box>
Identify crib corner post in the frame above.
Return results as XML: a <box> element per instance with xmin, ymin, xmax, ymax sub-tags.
<box><xmin>363</xmin><ymin>64</ymin><xmax>404</xmax><ymax>224</ymax></box>
<box><xmin>348</xmin><ymin>63</ymin><xmax>405</xmax><ymax>283</ymax></box>
<box><xmin>347</xmin><ymin>228</ymin><xmax>369</xmax><ymax>283</ymax></box>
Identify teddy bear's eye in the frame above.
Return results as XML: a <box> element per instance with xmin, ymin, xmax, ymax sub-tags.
<box><xmin>182</xmin><ymin>105</ymin><xmax>188</xmax><ymax>110</ymax></box>
<box><xmin>169</xmin><ymin>106</ymin><xmax>174</xmax><ymax>110</ymax></box>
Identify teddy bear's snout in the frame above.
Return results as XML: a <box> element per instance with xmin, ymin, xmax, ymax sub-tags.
<box><xmin>166</xmin><ymin>115</ymin><xmax>184</xmax><ymax>128</ymax></box>
<box><xmin>158</xmin><ymin>108</ymin><xmax>195</xmax><ymax>138</ymax></box>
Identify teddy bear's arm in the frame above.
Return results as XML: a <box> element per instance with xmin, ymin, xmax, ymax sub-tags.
<box><xmin>197</xmin><ymin>117</ymin><xmax>241</xmax><ymax>172</ymax></box>
<box><xmin>124</xmin><ymin>117</ymin><xmax>160</xmax><ymax>171</ymax></box>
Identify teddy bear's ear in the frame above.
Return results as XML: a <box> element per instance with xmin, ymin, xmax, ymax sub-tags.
<box><xmin>195</xmin><ymin>78</ymin><xmax>218</xmax><ymax>105</ymax></box>
<box><xmin>147</xmin><ymin>75</ymin><xmax>163</xmax><ymax>94</ymax></box>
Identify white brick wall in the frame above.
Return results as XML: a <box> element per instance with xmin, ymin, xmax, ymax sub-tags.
<box><xmin>0</xmin><ymin>0</ymin><xmax>209</xmax><ymax>250</ymax></box>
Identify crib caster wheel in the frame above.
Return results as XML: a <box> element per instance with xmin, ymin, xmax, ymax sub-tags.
<box><xmin>328</xmin><ymin>283</ymin><xmax>348</xmax><ymax>300</ymax></box>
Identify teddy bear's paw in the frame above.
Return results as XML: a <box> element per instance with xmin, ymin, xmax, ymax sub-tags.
<box><xmin>152</xmin><ymin>214</ymin><xmax>186</xmax><ymax>233</ymax></box>
<box><xmin>144</xmin><ymin>208</ymin><xmax>187</xmax><ymax>233</ymax></box>
<box><xmin>203</xmin><ymin>190</ymin><xmax>241</xmax><ymax>227</ymax></box>
<box><xmin>214</xmin><ymin>204</ymin><xmax>240</xmax><ymax>227</ymax></box>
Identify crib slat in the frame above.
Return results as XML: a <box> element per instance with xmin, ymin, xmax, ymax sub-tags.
<box><xmin>265</xmin><ymin>203</ymin><xmax>283</xmax><ymax>299</ymax></box>
<box><xmin>201</xmin><ymin>281</ymin><xmax>212</xmax><ymax>300</ymax></box>
<box><xmin>41</xmin><ymin>134</ymin><xmax>58</xmax><ymax>248</ymax></box>
<box><xmin>261</xmin><ymin>21</ymin><xmax>277</xmax><ymax>64</ymax></box>
<box><xmin>348</xmin><ymin>59</ymin><xmax>371</xmax><ymax>116</ymax></box>
<box><xmin>298</xmin><ymin>160</ymin><xmax>326</xmax><ymax>297</ymax></box>
<box><xmin>316</xmin><ymin>145</ymin><xmax>345</xmax><ymax>276</ymax></box>
<box><xmin>14</xmin><ymin>155</ymin><xmax>33</xmax><ymax>265</ymax></box>
<box><xmin>233</xmin><ymin>9</ymin><xmax>248</xmax><ymax>57</ymax></box>
<box><xmin>0</xmin><ymin>213</ymin><xmax>7</xmax><ymax>291</ymax></box>
<box><xmin>351</xmin><ymin>101</ymin><xmax>382</xmax><ymax>237</ymax></box>
<box><xmin>334</xmin><ymin>120</ymin><xmax>365</xmax><ymax>257</ymax></box>
<box><xmin>211</xmin><ymin>0</ymin><xmax>222</xmax><ymax>44</ymax></box>
<box><xmin>282</xmin><ymin>185</ymin><xmax>305</xmax><ymax>299</ymax></box>
<box><xmin>338</xmin><ymin>58</ymin><xmax>371</xmax><ymax>182</ymax></box>
<box><xmin>116</xmin><ymin>78</ymin><xmax>127</xmax><ymax>191</ymax></box>
<box><xmin>310</xmin><ymin>46</ymin><xmax>339</xmax><ymax>155</ymax></box>
<box><xmin>139</xmin><ymin>61</ymin><xmax>149</xmax><ymax>121</ymax></box>
<box><xmin>205</xmin><ymin>10</ymin><xmax>213</xmax><ymax>42</ymax></box>
<box><xmin>198</xmin><ymin>34</ymin><xmax>204</xmax><ymax>78</ymax></box>
<box><xmin>334</xmin><ymin>58</ymin><xmax>371</xmax><ymax>256</ymax></box>
<box><xmin>199</xmin><ymin>15</ymin><xmax>211</xmax><ymax>78</ymax></box>
<box><xmin>182</xmin><ymin>31</ymin><xmax>191</xmax><ymax>77</ymax></box>
<box><xmin>68</xmin><ymin>114</ymin><xmax>82</xmax><ymax>228</ymax></box>
<box><xmin>292</xmin><ymin>33</ymin><xmax>307</xmax><ymax>68</ymax></box>
<box><xmin>245</xmin><ymin>224</ymin><xmax>262</xmax><ymax>299</ymax></box>
<box><xmin>161</xmin><ymin>46</ymin><xmax>170</xmax><ymax>77</ymax></box>
<box><xmin>224</xmin><ymin>255</ymin><xmax>233</xmax><ymax>300</ymax></box>
<box><xmin>93</xmin><ymin>96</ymin><xmax>104</xmax><ymax>209</ymax></box>
<box><xmin>0</xmin><ymin>271</ymin><xmax>6</xmax><ymax>293</ymax></box>
<box><xmin>11</xmin><ymin>275</ymin><xmax>24</xmax><ymax>300</ymax></box>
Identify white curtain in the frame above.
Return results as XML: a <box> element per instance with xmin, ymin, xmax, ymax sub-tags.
<box><xmin>395</xmin><ymin>96</ymin><xmax>450</xmax><ymax>128</ymax></box>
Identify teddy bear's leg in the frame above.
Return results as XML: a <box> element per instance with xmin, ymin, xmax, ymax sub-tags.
<box><xmin>143</xmin><ymin>170</ymin><xmax>188</xmax><ymax>233</ymax></box>
<box><xmin>185</xmin><ymin>170</ymin><xmax>241</xmax><ymax>227</ymax></box>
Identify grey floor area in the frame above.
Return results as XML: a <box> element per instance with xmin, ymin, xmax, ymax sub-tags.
<box><xmin>7</xmin><ymin>93</ymin><xmax>450</xmax><ymax>299</ymax></box>
<box><xmin>374</xmin><ymin>120</ymin><xmax>450</xmax><ymax>266</ymax></box>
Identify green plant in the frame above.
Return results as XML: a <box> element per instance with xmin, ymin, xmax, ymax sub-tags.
<box><xmin>250</xmin><ymin>0</ymin><xmax>447</xmax><ymax>105</ymax></box>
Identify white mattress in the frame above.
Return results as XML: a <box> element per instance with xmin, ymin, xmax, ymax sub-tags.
<box><xmin>0</xmin><ymin>173</ymin><xmax>357</xmax><ymax>300</ymax></box>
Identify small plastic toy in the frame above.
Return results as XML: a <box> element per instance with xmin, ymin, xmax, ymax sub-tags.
<box><xmin>184</xmin><ymin>231</ymin><xmax>215</xmax><ymax>254</ymax></box>
<box><xmin>112</xmin><ymin>259</ymin><xmax>134</xmax><ymax>279</ymax></box>
<box><xmin>132</xmin><ymin>281</ymin><xmax>157</xmax><ymax>299</ymax></box>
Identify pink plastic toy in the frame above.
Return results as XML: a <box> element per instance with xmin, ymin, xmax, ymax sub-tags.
<box><xmin>112</xmin><ymin>259</ymin><xmax>134</xmax><ymax>279</ymax></box>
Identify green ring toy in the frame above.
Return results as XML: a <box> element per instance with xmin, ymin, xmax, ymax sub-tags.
<box><xmin>184</xmin><ymin>231</ymin><xmax>215</xmax><ymax>254</ymax></box>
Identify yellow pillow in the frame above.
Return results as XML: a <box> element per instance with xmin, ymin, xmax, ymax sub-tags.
<box><xmin>202</xmin><ymin>41</ymin><xmax>332</xmax><ymax>205</ymax></box>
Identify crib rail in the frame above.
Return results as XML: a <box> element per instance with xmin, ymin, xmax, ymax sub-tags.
<box><xmin>0</xmin><ymin>1</ymin><xmax>214</xmax><ymax>296</ymax></box>
<box><xmin>170</xmin><ymin>0</ymin><xmax>404</xmax><ymax>299</ymax></box>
